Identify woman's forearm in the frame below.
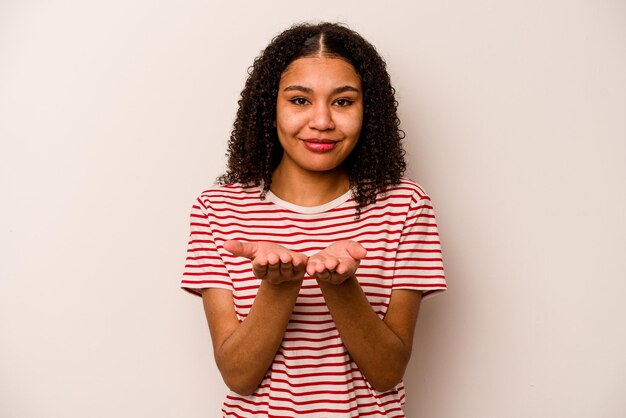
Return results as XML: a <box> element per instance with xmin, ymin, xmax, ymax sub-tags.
<box><xmin>206</xmin><ymin>280</ymin><xmax>302</xmax><ymax>395</ymax></box>
<box><xmin>317</xmin><ymin>277</ymin><xmax>417</xmax><ymax>392</ymax></box>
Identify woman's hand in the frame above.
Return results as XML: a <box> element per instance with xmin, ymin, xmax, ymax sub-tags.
<box><xmin>224</xmin><ymin>240</ymin><xmax>308</xmax><ymax>285</ymax></box>
<box><xmin>307</xmin><ymin>240</ymin><xmax>367</xmax><ymax>285</ymax></box>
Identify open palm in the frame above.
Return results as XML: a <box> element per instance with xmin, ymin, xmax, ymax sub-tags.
<box><xmin>307</xmin><ymin>240</ymin><xmax>367</xmax><ymax>285</ymax></box>
<box><xmin>224</xmin><ymin>240</ymin><xmax>308</xmax><ymax>285</ymax></box>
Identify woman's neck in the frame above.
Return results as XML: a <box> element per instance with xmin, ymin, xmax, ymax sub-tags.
<box><xmin>270</xmin><ymin>166</ymin><xmax>350</xmax><ymax>207</ymax></box>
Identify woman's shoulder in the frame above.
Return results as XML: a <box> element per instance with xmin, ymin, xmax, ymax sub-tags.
<box><xmin>194</xmin><ymin>182</ymin><xmax>263</xmax><ymax>207</ymax></box>
<box><xmin>384</xmin><ymin>177</ymin><xmax>431</xmax><ymax>200</ymax></box>
<box><xmin>197</xmin><ymin>182</ymin><xmax>259</xmax><ymax>196</ymax></box>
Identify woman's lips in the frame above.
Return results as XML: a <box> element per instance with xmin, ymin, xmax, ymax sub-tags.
<box><xmin>302</xmin><ymin>140</ymin><xmax>338</xmax><ymax>152</ymax></box>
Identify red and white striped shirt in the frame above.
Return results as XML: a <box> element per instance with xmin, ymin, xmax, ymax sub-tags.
<box><xmin>181</xmin><ymin>178</ymin><xmax>446</xmax><ymax>417</ymax></box>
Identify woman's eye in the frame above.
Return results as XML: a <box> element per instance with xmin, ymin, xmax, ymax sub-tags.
<box><xmin>289</xmin><ymin>97</ymin><xmax>309</xmax><ymax>105</ymax></box>
<box><xmin>334</xmin><ymin>98</ymin><xmax>354</xmax><ymax>107</ymax></box>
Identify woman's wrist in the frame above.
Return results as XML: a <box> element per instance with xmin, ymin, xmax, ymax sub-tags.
<box><xmin>261</xmin><ymin>277</ymin><xmax>303</xmax><ymax>292</ymax></box>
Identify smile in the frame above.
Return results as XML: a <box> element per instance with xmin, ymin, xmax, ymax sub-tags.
<box><xmin>301</xmin><ymin>139</ymin><xmax>339</xmax><ymax>153</ymax></box>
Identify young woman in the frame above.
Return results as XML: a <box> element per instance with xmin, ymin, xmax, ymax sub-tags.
<box><xmin>182</xmin><ymin>22</ymin><xmax>446</xmax><ymax>417</ymax></box>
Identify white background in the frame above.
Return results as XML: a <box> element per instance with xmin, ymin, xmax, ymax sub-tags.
<box><xmin>1</xmin><ymin>1</ymin><xmax>625</xmax><ymax>417</ymax></box>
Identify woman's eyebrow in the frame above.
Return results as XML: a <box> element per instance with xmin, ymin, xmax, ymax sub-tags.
<box><xmin>333</xmin><ymin>85</ymin><xmax>360</xmax><ymax>94</ymax></box>
<box><xmin>283</xmin><ymin>85</ymin><xmax>361</xmax><ymax>94</ymax></box>
<box><xmin>284</xmin><ymin>85</ymin><xmax>313</xmax><ymax>93</ymax></box>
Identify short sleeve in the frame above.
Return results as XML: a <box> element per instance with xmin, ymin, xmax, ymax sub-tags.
<box><xmin>392</xmin><ymin>192</ymin><xmax>447</xmax><ymax>299</ymax></box>
<box><xmin>180</xmin><ymin>197</ymin><xmax>233</xmax><ymax>296</ymax></box>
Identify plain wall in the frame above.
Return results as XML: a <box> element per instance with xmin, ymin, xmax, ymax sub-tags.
<box><xmin>1</xmin><ymin>1</ymin><xmax>625</xmax><ymax>417</ymax></box>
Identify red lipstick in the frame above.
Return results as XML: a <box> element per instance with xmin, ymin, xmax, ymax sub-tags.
<box><xmin>302</xmin><ymin>139</ymin><xmax>337</xmax><ymax>152</ymax></box>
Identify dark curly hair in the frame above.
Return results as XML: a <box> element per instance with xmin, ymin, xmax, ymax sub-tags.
<box><xmin>218</xmin><ymin>22</ymin><xmax>406</xmax><ymax>215</ymax></box>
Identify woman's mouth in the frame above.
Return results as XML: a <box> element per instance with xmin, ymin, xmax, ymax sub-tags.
<box><xmin>302</xmin><ymin>139</ymin><xmax>338</xmax><ymax>152</ymax></box>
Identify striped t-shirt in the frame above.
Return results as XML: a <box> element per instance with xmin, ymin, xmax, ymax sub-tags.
<box><xmin>181</xmin><ymin>178</ymin><xmax>446</xmax><ymax>417</ymax></box>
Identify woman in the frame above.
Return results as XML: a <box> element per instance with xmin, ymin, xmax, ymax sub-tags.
<box><xmin>182</xmin><ymin>22</ymin><xmax>446</xmax><ymax>417</ymax></box>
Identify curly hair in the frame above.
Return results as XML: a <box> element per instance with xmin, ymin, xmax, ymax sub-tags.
<box><xmin>218</xmin><ymin>22</ymin><xmax>406</xmax><ymax>215</ymax></box>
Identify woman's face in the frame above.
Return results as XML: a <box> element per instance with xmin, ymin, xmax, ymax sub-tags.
<box><xmin>274</xmin><ymin>56</ymin><xmax>363</xmax><ymax>178</ymax></box>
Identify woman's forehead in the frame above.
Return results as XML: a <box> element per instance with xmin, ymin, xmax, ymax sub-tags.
<box><xmin>279</xmin><ymin>56</ymin><xmax>361</xmax><ymax>86</ymax></box>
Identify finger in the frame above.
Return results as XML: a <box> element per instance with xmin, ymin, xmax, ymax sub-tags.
<box><xmin>279</xmin><ymin>252</ymin><xmax>293</xmax><ymax>265</ymax></box>
<box><xmin>280</xmin><ymin>260</ymin><xmax>293</xmax><ymax>276</ymax></box>
<box><xmin>306</xmin><ymin>263</ymin><xmax>315</xmax><ymax>276</ymax></box>
<box><xmin>267</xmin><ymin>261</ymin><xmax>281</xmax><ymax>273</ymax></box>
<box><xmin>323</xmin><ymin>257</ymin><xmax>340</xmax><ymax>272</ymax></box>
<box><xmin>315</xmin><ymin>268</ymin><xmax>332</xmax><ymax>282</ymax></box>
<box><xmin>291</xmin><ymin>254</ymin><xmax>306</xmax><ymax>269</ymax></box>
<box><xmin>346</xmin><ymin>241</ymin><xmax>367</xmax><ymax>260</ymax></box>
<box><xmin>224</xmin><ymin>240</ymin><xmax>258</xmax><ymax>260</ymax></box>
<box><xmin>278</xmin><ymin>251</ymin><xmax>294</xmax><ymax>276</ymax></box>
<box><xmin>306</xmin><ymin>258</ymin><xmax>325</xmax><ymax>276</ymax></box>
<box><xmin>315</xmin><ymin>261</ymin><xmax>329</xmax><ymax>274</ymax></box>
<box><xmin>252</xmin><ymin>262</ymin><xmax>268</xmax><ymax>279</ymax></box>
<box><xmin>305</xmin><ymin>256</ymin><xmax>318</xmax><ymax>276</ymax></box>
<box><xmin>293</xmin><ymin>261</ymin><xmax>307</xmax><ymax>277</ymax></box>
<box><xmin>335</xmin><ymin>260</ymin><xmax>349</xmax><ymax>275</ymax></box>
<box><xmin>266</xmin><ymin>251</ymin><xmax>281</xmax><ymax>276</ymax></box>
<box><xmin>266</xmin><ymin>251</ymin><xmax>281</xmax><ymax>265</ymax></box>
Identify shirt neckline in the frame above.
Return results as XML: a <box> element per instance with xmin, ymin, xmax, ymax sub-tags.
<box><xmin>264</xmin><ymin>189</ymin><xmax>353</xmax><ymax>214</ymax></box>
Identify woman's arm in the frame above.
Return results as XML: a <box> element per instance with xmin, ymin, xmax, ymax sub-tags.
<box><xmin>308</xmin><ymin>241</ymin><xmax>422</xmax><ymax>392</ymax></box>
<box><xmin>317</xmin><ymin>280</ymin><xmax>421</xmax><ymax>392</ymax></box>
<box><xmin>201</xmin><ymin>240</ymin><xmax>307</xmax><ymax>396</ymax></box>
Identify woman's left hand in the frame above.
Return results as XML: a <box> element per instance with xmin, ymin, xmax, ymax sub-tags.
<box><xmin>307</xmin><ymin>240</ymin><xmax>367</xmax><ymax>285</ymax></box>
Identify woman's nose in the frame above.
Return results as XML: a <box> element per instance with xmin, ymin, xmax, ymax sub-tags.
<box><xmin>308</xmin><ymin>103</ymin><xmax>335</xmax><ymax>130</ymax></box>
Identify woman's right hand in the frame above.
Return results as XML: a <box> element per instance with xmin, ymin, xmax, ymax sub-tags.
<box><xmin>224</xmin><ymin>240</ymin><xmax>308</xmax><ymax>285</ymax></box>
